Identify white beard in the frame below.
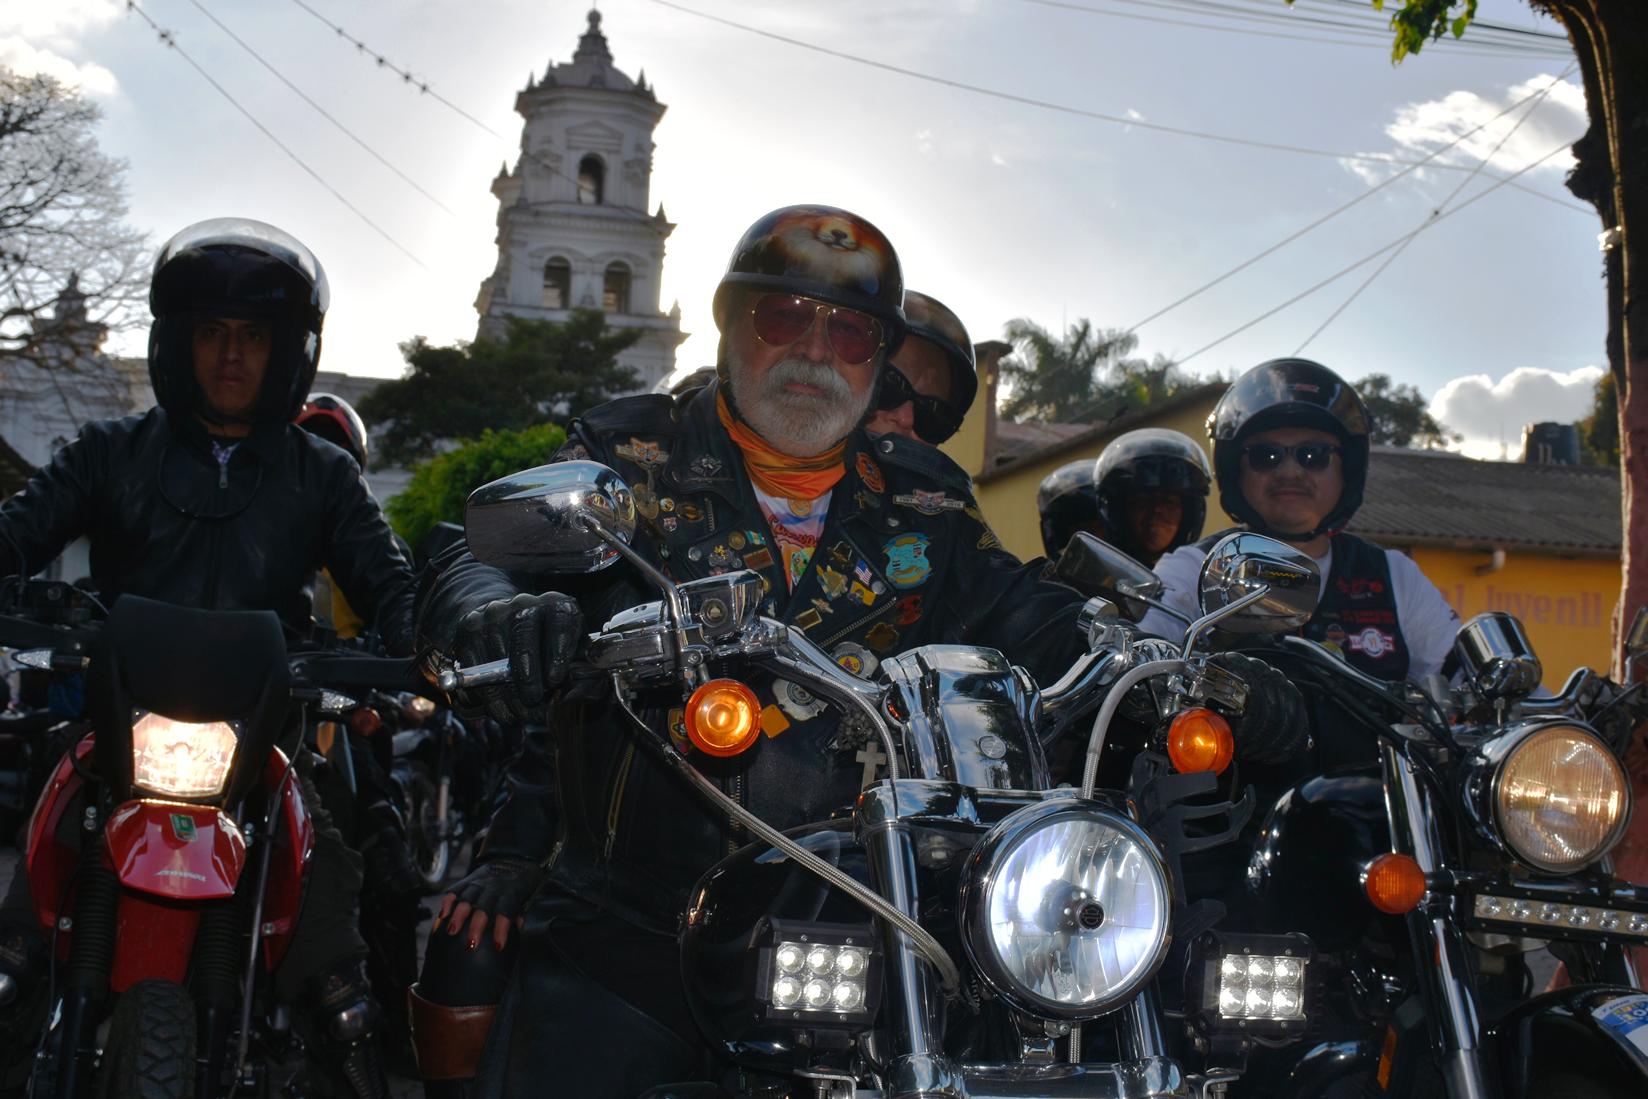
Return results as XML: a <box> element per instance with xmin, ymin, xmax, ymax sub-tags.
<box><xmin>726</xmin><ymin>351</ymin><xmax>872</xmax><ymax>457</ymax></box>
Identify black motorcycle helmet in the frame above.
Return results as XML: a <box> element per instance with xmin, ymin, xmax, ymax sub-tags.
<box><xmin>296</xmin><ymin>393</ymin><xmax>368</xmax><ymax>468</ymax></box>
<box><xmin>1036</xmin><ymin>459</ymin><xmax>1102</xmax><ymax>559</ymax></box>
<box><xmin>1094</xmin><ymin>428</ymin><xmax>1212</xmax><ymax>561</ymax></box>
<box><xmin>1207</xmin><ymin>358</ymin><xmax>1371</xmax><ymax>539</ymax></box>
<box><xmin>893</xmin><ymin>290</ymin><xmax>977</xmax><ymax>443</ymax></box>
<box><xmin>148</xmin><ymin>218</ymin><xmax>329</xmax><ymax>427</ymax></box>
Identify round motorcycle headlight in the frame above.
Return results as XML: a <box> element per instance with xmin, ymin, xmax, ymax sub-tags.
<box><xmin>1493</xmin><ymin>724</ymin><xmax>1629</xmax><ymax>874</ymax></box>
<box><xmin>959</xmin><ymin>798</ymin><xmax>1172</xmax><ymax>1020</ymax></box>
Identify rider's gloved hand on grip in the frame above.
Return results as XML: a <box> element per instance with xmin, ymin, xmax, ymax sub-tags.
<box><xmin>452</xmin><ymin>591</ymin><xmax>583</xmax><ymax>723</ymax></box>
<box><xmin>1208</xmin><ymin>651</ymin><xmax>1310</xmax><ymax>765</ymax></box>
<box><xmin>438</xmin><ymin>856</ymin><xmax>545</xmax><ymax>952</ymax></box>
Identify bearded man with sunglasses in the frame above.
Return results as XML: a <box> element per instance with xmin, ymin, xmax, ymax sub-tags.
<box><xmin>406</xmin><ymin>206</ymin><xmax>1107</xmax><ymax>1098</ymax></box>
<box><xmin>1139</xmin><ymin>358</ymin><xmax>1458</xmax><ymax>685</ymax></box>
<box><xmin>864</xmin><ymin>289</ymin><xmax>977</xmax><ymax>445</ymax></box>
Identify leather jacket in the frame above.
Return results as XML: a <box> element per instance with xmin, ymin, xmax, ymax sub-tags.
<box><xmin>0</xmin><ymin>408</ymin><xmax>416</xmax><ymax>654</ymax></box>
<box><xmin>418</xmin><ymin>383</ymin><xmax>1090</xmax><ymax>931</ymax></box>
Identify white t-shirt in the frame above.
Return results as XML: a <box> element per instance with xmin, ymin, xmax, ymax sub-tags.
<box><xmin>1139</xmin><ymin>539</ymin><xmax>1460</xmax><ymax>681</ymax></box>
<box><xmin>754</xmin><ymin>487</ymin><xmax>832</xmax><ymax>590</ymax></box>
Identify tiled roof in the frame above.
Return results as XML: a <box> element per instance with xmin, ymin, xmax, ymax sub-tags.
<box><xmin>1348</xmin><ymin>445</ymin><xmax>1620</xmax><ymax>555</ymax></box>
<box><xmin>982</xmin><ymin>383</ymin><xmax>1227</xmax><ymax>480</ymax></box>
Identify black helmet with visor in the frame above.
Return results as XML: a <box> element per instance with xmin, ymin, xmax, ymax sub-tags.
<box><xmin>148</xmin><ymin>218</ymin><xmax>329</xmax><ymax>427</ymax></box>
<box><xmin>1094</xmin><ymin>428</ymin><xmax>1211</xmax><ymax>561</ymax></box>
<box><xmin>1207</xmin><ymin>358</ymin><xmax>1370</xmax><ymax>539</ymax></box>
<box><xmin>1036</xmin><ymin>459</ymin><xmax>1102</xmax><ymax>559</ymax></box>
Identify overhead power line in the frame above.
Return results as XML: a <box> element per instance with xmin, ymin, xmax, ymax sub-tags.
<box><xmin>181</xmin><ymin>0</ymin><xmax>455</xmax><ymax>216</ymax></box>
<box><xmin>124</xmin><ymin>1</ymin><xmax>427</xmax><ymax>268</ymax></box>
<box><xmin>1021</xmin><ymin>0</ymin><xmax>1570</xmax><ymax>58</ymax></box>
<box><xmin>1290</xmin><ymin>65</ymin><xmax>1569</xmax><ymax>354</ymax></box>
<box><xmin>1127</xmin><ymin>63</ymin><xmax>1580</xmax><ymax>337</ymax></box>
<box><xmin>644</xmin><ymin>0</ymin><xmax>1581</xmax><ymax>210</ymax></box>
<box><xmin>1174</xmin><ymin>141</ymin><xmax>1573</xmax><ymax>367</ymax></box>
<box><xmin>285</xmin><ymin>0</ymin><xmax>659</xmax><ymax>226</ymax></box>
<box><xmin>285</xmin><ymin>0</ymin><xmax>507</xmax><ymax>139</ymax></box>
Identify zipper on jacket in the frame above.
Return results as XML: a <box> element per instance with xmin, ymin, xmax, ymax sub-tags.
<box><xmin>603</xmin><ymin>743</ymin><xmax>637</xmax><ymax>861</ymax></box>
<box><xmin>727</xmin><ymin>771</ymin><xmax>744</xmax><ymax>856</ymax></box>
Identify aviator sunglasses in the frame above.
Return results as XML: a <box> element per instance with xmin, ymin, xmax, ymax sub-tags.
<box><xmin>750</xmin><ymin>293</ymin><xmax>885</xmax><ymax>365</ymax></box>
<box><xmin>876</xmin><ymin>365</ymin><xmax>964</xmax><ymax>444</ymax></box>
<box><xmin>1241</xmin><ymin>441</ymin><xmax>1343</xmax><ymax>472</ymax></box>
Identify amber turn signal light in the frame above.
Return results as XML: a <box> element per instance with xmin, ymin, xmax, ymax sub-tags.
<box><xmin>685</xmin><ymin>678</ymin><xmax>761</xmax><ymax>758</ymax></box>
<box><xmin>1167</xmin><ymin>708</ymin><xmax>1234</xmax><ymax>775</ymax></box>
<box><xmin>1363</xmin><ymin>853</ymin><xmax>1427</xmax><ymax>914</ymax></box>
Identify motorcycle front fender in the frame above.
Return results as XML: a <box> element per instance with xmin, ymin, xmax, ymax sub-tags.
<box><xmin>105</xmin><ymin>800</ymin><xmax>246</xmax><ymax>900</ymax></box>
<box><xmin>1489</xmin><ymin>985</ymin><xmax>1648</xmax><ymax>1097</ymax></box>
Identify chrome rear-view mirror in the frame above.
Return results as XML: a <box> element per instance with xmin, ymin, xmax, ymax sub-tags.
<box><xmin>1197</xmin><ymin>532</ymin><xmax>1319</xmax><ymax>635</ymax></box>
<box><xmin>464</xmin><ymin>461</ymin><xmax>637</xmax><ymax>574</ymax></box>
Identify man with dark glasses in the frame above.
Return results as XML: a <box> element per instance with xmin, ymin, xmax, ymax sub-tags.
<box><xmin>864</xmin><ymin>290</ymin><xmax>977</xmax><ymax>445</ymax></box>
<box><xmin>1139</xmin><ymin>358</ymin><xmax>1458</xmax><ymax>684</ymax></box>
<box><xmin>408</xmin><ymin>205</ymin><xmax>1108</xmax><ymax>1098</ymax></box>
<box><xmin>0</xmin><ymin>219</ymin><xmax>415</xmax><ymax>1094</ymax></box>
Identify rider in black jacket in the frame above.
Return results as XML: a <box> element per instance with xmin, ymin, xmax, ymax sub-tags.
<box><xmin>410</xmin><ymin>206</ymin><xmax>1097</xmax><ymax>1098</ymax></box>
<box><xmin>0</xmin><ymin>219</ymin><xmax>414</xmax><ymax>1096</ymax></box>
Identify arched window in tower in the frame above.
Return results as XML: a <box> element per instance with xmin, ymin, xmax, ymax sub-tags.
<box><xmin>542</xmin><ymin>257</ymin><xmax>572</xmax><ymax>309</ymax></box>
<box><xmin>603</xmin><ymin>262</ymin><xmax>631</xmax><ymax>314</ymax></box>
<box><xmin>577</xmin><ymin>156</ymin><xmax>605</xmax><ymax>204</ymax></box>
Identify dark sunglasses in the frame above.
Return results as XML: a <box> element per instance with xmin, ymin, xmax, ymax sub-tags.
<box><xmin>876</xmin><ymin>365</ymin><xmax>964</xmax><ymax>444</ymax></box>
<box><xmin>1241</xmin><ymin>441</ymin><xmax>1343</xmax><ymax>472</ymax></box>
<box><xmin>750</xmin><ymin>293</ymin><xmax>885</xmax><ymax>365</ymax></box>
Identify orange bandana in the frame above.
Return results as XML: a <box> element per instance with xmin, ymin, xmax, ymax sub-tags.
<box><xmin>716</xmin><ymin>392</ymin><xmax>846</xmax><ymax>502</ymax></box>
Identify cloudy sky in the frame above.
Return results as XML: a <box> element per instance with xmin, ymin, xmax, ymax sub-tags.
<box><xmin>5</xmin><ymin>0</ymin><xmax>1604</xmax><ymax>459</ymax></box>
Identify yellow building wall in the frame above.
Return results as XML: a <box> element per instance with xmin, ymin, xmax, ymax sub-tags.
<box><xmin>968</xmin><ymin>392</ymin><xmax>1229</xmax><ymax>563</ymax></box>
<box><xmin>1406</xmin><ymin>547</ymin><xmax>1620</xmax><ymax>686</ymax></box>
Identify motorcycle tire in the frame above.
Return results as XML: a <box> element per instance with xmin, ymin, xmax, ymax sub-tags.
<box><xmin>96</xmin><ymin>979</ymin><xmax>195</xmax><ymax>1099</ymax></box>
<box><xmin>405</xmin><ymin>760</ymin><xmax>452</xmax><ymax>889</ymax></box>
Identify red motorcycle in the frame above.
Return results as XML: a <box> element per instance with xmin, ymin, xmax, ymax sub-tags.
<box><xmin>2</xmin><ymin>591</ymin><xmax>420</xmax><ymax>1098</ymax></box>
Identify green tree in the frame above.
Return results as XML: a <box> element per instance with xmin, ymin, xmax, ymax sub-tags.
<box><xmin>1579</xmin><ymin>370</ymin><xmax>1618</xmax><ymax>467</ymax></box>
<box><xmin>998</xmin><ymin>319</ymin><xmax>1186</xmax><ymax>423</ymax></box>
<box><xmin>1339</xmin><ymin>1</ymin><xmax>1648</xmax><ymax>657</ymax></box>
<box><xmin>360</xmin><ymin>310</ymin><xmax>638</xmax><ymax>468</ymax></box>
<box><xmin>386</xmin><ymin>422</ymin><xmax>567</xmax><ymax>549</ymax></box>
<box><xmin>1352</xmin><ymin>373</ymin><xmax>1458</xmax><ymax>448</ymax></box>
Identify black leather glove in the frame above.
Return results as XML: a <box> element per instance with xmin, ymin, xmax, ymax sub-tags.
<box><xmin>452</xmin><ymin>591</ymin><xmax>583</xmax><ymax>724</ymax></box>
<box><xmin>1208</xmin><ymin>651</ymin><xmax>1311</xmax><ymax>766</ymax></box>
<box><xmin>439</xmin><ymin>856</ymin><xmax>545</xmax><ymax>951</ymax></box>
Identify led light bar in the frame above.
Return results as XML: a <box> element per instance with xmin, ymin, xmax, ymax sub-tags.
<box><xmin>1185</xmin><ymin>930</ymin><xmax>1314</xmax><ymax>1045</ymax></box>
<box><xmin>754</xmin><ymin>919</ymin><xmax>881</xmax><ymax>1028</ymax></box>
<box><xmin>1216</xmin><ymin>952</ymin><xmax>1308</xmax><ymax>1021</ymax></box>
<box><xmin>1472</xmin><ymin>894</ymin><xmax>1648</xmax><ymax>941</ymax></box>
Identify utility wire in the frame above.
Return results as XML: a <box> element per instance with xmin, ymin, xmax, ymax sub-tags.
<box><xmin>1174</xmin><ymin>141</ymin><xmax>1572</xmax><ymax>367</ymax></box>
<box><xmin>1127</xmin><ymin>63</ymin><xmax>1579</xmax><ymax>337</ymax></box>
<box><xmin>124</xmin><ymin>2</ymin><xmax>427</xmax><ymax>268</ymax></box>
<box><xmin>286</xmin><ymin>0</ymin><xmax>506</xmax><ymax>139</ymax></box>
<box><xmin>182</xmin><ymin>0</ymin><xmax>455</xmax><ymax>216</ymax></box>
<box><xmin>645</xmin><ymin>0</ymin><xmax>1580</xmax><ymax>205</ymax></box>
<box><xmin>285</xmin><ymin>0</ymin><xmax>659</xmax><ymax>225</ymax></box>
<box><xmin>1115</xmin><ymin>0</ymin><xmax>1567</xmax><ymax>50</ymax></box>
<box><xmin>1021</xmin><ymin>0</ymin><xmax>1569</xmax><ymax>57</ymax></box>
<box><xmin>1290</xmin><ymin>65</ymin><xmax>1565</xmax><ymax>354</ymax></box>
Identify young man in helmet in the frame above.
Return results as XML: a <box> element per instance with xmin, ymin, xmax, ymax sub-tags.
<box><xmin>1092</xmin><ymin>428</ymin><xmax>1212</xmax><ymax>568</ymax></box>
<box><xmin>863</xmin><ymin>289</ymin><xmax>977</xmax><ymax>446</ymax></box>
<box><xmin>1139</xmin><ymin>358</ymin><xmax>1459</xmax><ymax>684</ymax></box>
<box><xmin>0</xmin><ymin>219</ymin><xmax>415</xmax><ymax>1096</ymax></box>
<box><xmin>404</xmin><ymin>206</ymin><xmax>1100</xmax><ymax>1098</ymax></box>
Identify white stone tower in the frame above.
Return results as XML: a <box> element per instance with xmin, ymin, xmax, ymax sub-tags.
<box><xmin>475</xmin><ymin>9</ymin><xmax>684</xmax><ymax>392</ymax></box>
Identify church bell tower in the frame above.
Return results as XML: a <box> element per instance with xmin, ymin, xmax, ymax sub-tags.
<box><xmin>476</xmin><ymin>9</ymin><xmax>684</xmax><ymax>391</ymax></box>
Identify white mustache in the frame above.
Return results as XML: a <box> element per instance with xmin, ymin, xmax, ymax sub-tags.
<box><xmin>762</xmin><ymin>356</ymin><xmax>852</xmax><ymax>402</ymax></box>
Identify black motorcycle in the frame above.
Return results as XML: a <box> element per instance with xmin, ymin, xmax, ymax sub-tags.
<box><xmin>1233</xmin><ymin>609</ymin><xmax>1648</xmax><ymax>1098</ymax></box>
<box><xmin>440</xmin><ymin>461</ymin><xmax>1332</xmax><ymax>1098</ymax></box>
